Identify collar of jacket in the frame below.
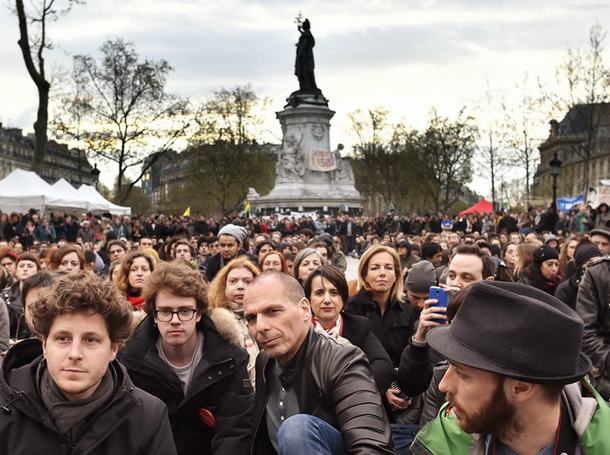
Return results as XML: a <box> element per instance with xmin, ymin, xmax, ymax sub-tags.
<box><xmin>350</xmin><ymin>286</ymin><xmax>403</xmax><ymax>314</ymax></box>
<box><xmin>277</xmin><ymin>327</ymin><xmax>316</xmax><ymax>389</ymax></box>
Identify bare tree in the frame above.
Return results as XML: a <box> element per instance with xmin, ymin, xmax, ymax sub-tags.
<box><xmin>419</xmin><ymin>108</ymin><xmax>478</xmax><ymax>213</ymax></box>
<box><xmin>56</xmin><ymin>38</ymin><xmax>190</xmax><ymax>203</ymax></box>
<box><xmin>348</xmin><ymin>108</ymin><xmax>423</xmax><ymax>213</ymax></box>
<box><xmin>183</xmin><ymin>85</ymin><xmax>275</xmax><ymax>216</ymax></box>
<box><xmin>503</xmin><ymin>73</ymin><xmax>543</xmax><ymax>205</ymax></box>
<box><xmin>473</xmin><ymin>86</ymin><xmax>511</xmax><ymax>209</ymax></box>
<box><xmin>15</xmin><ymin>0</ymin><xmax>84</xmax><ymax>172</ymax></box>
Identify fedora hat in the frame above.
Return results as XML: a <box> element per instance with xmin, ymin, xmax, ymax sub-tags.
<box><xmin>427</xmin><ymin>281</ymin><xmax>591</xmax><ymax>384</ymax></box>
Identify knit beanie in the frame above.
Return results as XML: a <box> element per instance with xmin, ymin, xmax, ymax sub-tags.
<box><xmin>533</xmin><ymin>245</ymin><xmax>559</xmax><ymax>263</ymax></box>
<box><xmin>405</xmin><ymin>260</ymin><xmax>438</xmax><ymax>294</ymax></box>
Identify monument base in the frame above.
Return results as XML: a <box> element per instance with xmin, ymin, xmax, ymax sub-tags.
<box><xmin>248</xmin><ymin>94</ymin><xmax>365</xmax><ymax>215</ymax></box>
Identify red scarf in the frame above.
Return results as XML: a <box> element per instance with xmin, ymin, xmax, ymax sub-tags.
<box><xmin>128</xmin><ymin>295</ymin><xmax>146</xmax><ymax>311</ymax></box>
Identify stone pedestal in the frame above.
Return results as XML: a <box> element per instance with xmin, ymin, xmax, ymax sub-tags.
<box><xmin>249</xmin><ymin>93</ymin><xmax>365</xmax><ymax>214</ymax></box>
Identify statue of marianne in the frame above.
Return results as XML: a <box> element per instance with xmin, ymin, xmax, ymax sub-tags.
<box><xmin>295</xmin><ymin>19</ymin><xmax>318</xmax><ymax>92</ymax></box>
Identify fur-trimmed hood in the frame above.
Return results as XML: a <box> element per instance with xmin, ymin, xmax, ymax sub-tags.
<box><xmin>208</xmin><ymin>307</ymin><xmax>244</xmax><ymax>346</ymax></box>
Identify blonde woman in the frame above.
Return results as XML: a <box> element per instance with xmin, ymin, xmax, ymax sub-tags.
<box><xmin>346</xmin><ymin>244</ymin><xmax>415</xmax><ymax>414</ymax></box>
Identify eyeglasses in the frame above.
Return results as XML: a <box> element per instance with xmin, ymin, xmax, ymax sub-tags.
<box><xmin>154</xmin><ymin>309</ymin><xmax>197</xmax><ymax>322</ymax></box>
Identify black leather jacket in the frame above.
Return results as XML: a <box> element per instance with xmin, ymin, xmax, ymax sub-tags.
<box><xmin>575</xmin><ymin>258</ymin><xmax>610</xmax><ymax>399</ymax></box>
<box><xmin>251</xmin><ymin>327</ymin><xmax>397</xmax><ymax>455</ymax></box>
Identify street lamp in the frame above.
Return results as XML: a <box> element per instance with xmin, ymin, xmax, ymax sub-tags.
<box><xmin>91</xmin><ymin>164</ymin><xmax>100</xmax><ymax>189</ymax></box>
<box><xmin>549</xmin><ymin>152</ymin><xmax>562</xmax><ymax>209</ymax></box>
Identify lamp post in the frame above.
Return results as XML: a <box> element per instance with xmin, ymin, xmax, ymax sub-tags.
<box><xmin>91</xmin><ymin>164</ymin><xmax>100</xmax><ymax>190</ymax></box>
<box><xmin>549</xmin><ymin>152</ymin><xmax>562</xmax><ymax>209</ymax></box>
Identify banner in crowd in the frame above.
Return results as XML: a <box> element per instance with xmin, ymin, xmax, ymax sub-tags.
<box><xmin>308</xmin><ymin>149</ymin><xmax>336</xmax><ymax>172</ymax></box>
<box><xmin>557</xmin><ymin>194</ymin><xmax>584</xmax><ymax>213</ymax></box>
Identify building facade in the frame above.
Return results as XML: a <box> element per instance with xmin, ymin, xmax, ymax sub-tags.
<box><xmin>535</xmin><ymin>103</ymin><xmax>610</xmax><ymax>204</ymax></box>
<box><xmin>0</xmin><ymin>123</ymin><xmax>97</xmax><ymax>186</ymax></box>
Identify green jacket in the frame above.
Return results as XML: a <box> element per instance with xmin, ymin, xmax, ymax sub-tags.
<box><xmin>411</xmin><ymin>378</ymin><xmax>610</xmax><ymax>454</ymax></box>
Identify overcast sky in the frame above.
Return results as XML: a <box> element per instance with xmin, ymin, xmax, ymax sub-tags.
<box><xmin>1</xmin><ymin>0</ymin><xmax>609</xmax><ymax>196</ymax></box>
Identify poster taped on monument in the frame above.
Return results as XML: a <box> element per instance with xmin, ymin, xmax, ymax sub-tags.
<box><xmin>309</xmin><ymin>149</ymin><xmax>336</xmax><ymax>172</ymax></box>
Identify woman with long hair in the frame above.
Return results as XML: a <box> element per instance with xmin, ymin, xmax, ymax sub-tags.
<box><xmin>518</xmin><ymin>245</ymin><xmax>562</xmax><ymax>295</ymax></box>
<box><xmin>514</xmin><ymin>242</ymin><xmax>537</xmax><ymax>278</ymax></box>
<box><xmin>346</xmin><ymin>244</ymin><xmax>415</xmax><ymax>415</ymax></box>
<box><xmin>114</xmin><ymin>251</ymin><xmax>155</xmax><ymax>310</ymax></box>
<box><xmin>495</xmin><ymin>242</ymin><xmax>518</xmax><ymax>282</ymax></box>
<box><xmin>208</xmin><ymin>256</ymin><xmax>260</xmax><ymax>385</ymax></box>
<box><xmin>559</xmin><ymin>235</ymin><xmax>583</xmax><ymax>280</ymax></box>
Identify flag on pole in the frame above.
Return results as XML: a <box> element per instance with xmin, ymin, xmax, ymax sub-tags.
<box><xmin>183</xmin><ymin>206</ymin><xmax>191</xmax><ymax>216</ymax></box>
<box><xmin>244</xmin><ymin>201</ymin><xmax>251</xmax><ymax>213</ymax></box>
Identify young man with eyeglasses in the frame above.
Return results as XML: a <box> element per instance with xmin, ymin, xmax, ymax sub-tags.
<box><xmin>119</xmin><ymin>261</ymin><xmax>254</xmax><ymax>455</ymax></box>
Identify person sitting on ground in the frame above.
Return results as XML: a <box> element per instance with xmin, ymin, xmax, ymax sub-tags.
<box><xmin>49</xmin><ymin>245</ymin><xmax>87</xmax><ymax>275</ymax></box>
<box><xmin>1</xmin><ymin>252</ymin><xmax>41</xmax><ymax>342</ymax></box>
<box><xmin>119</xmin><ymin>261</ymin><xmax>254</xmax><ymax>454</ymax></box>
<box><xmin>303</xmin><ymin>264</ymin><xmax>394</xmax><ymax>392</ymax></box>
<box><xmin>292</xmin><ymin>247</ymin><xmax>324</xmax><ymax>287</ymax></box>
<box><xmin>244</xmin><ymin>271</ymin><xmax>397</xmax><ymax>455</ymax></box>
<box><xmin>259</xmin><ymin>250</ymin><xmax>289</xmax><ymax>274</ymax></box>
<box><xmin>411</xmin><ymin>281</ymin><xmax>607</xmax><ymax>455</ymax></box>
<box><xmin>518</xmin><ymin>245</ymin><xmax>562</xmax><ymax>295</ymax></box>
<box><xmin>208</xmin><ymin>255</ymin><xmax>261</xmax><ymax>386</ymax></box>
<box><xmin>0</xmin><ymin>272</ymin><xmax>177</xmax><ymax>454</ymax></box>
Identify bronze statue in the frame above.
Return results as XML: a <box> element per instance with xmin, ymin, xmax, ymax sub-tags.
<box><xmin>295</xmin><ymin>19</ymin><xmax>319</xmax><ymax>93</ymax></box>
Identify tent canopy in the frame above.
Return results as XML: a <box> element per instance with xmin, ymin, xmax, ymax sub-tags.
<box><xmin>0</xmin><ymin>169</ymin><xmax>59</xmax><ymax>213</ymax></box>
<box><xmin>459</xmin><ymin>198</ymin><xmax>493</xmax><ymax>216</ymax></box>
<box><xmin>77</xmin><ymin>184</ymin><xmax>131</xmax><ymax>215</ymax></box>
<box><xmin>0</xmin><ymin>169</ymin><xmax>131</xmax><ymax>215</ymax></box>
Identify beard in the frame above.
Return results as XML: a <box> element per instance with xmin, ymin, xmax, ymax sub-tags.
<box><xmin>446</xmin><ymin>378</ymin><xmax>522</xmax><ymax>439</ymax></box>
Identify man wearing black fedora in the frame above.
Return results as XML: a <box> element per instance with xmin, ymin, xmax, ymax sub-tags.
<box><xmin>411</xmin><ymin>281</ymin><xmax>609</xmax><ymax>455</ymax></box>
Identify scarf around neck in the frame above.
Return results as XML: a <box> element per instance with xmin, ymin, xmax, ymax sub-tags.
<box><xmin>38</xmin><ymin>361</ymin><xmax>116</xmax><ymax>440</ymax></box>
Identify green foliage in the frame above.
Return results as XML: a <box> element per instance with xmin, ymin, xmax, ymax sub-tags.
<box><xmin>183</xmin><ymin>85</ymin><xmax>275</xmax><ymax>216</ymax></box>
<box><xmin>420</xmin><ymin>108</ymin><xmax>477</xmax><ymax>213</ymax></box>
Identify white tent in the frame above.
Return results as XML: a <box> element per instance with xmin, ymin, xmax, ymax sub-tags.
<box><xmin>77</xmin><ymin>184</ymin><xmax>131</xmax><ymax>215</ymax></box>
<box><xmin>0</xmin><ymin>168</ymin><xmax>67</xmax><ymax>213</ymax></box>
<box><xmin>47</xmin><ymin>178</ymin><xmax>93</xmax><ymax>213</ymax></box>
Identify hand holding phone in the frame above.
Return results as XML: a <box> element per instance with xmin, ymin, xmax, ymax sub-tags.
<box><xmin>429</xmin><ymin>286</ymin><xmax>453</xmax><ymax>324</ymax></box>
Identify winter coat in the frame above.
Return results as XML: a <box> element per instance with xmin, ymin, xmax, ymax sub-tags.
<box><xmin>339</xmin><ymin>311</ymin><xmax>394</xmax><ymax>391</ymax></box>
<box><xmin>119</xmin><ymin>310</ymin><xmax>254</xmax><ymax>455</ymax></box>
<box><xmin>346</xmin><ymin>287</ymin><xmax>416</xmax><ymax>367</ymax></box>
<box><xmin>251</xmin><ymin>327</ymin><xmax>397</xmax><ymax>455</ymax></box>
<box><xmin>204</xmin><ymin>250</ymin><xmax>258</xmax><ymax>283</ymax></box>
<box><xmin>0</xmin><ymin>298</ymin><xmax>8</xmax><ymax>355</ymax></box>
<box><xmin>0</xmin><ymin>339</ymin><xmax>177</xmax><ymax>455</ymax></box>
<box><xmin>0</xmin><ymin>281</ymin><xmax>30</xmax><ymax>340</ymax></box>
<box><xmin>411</xmin><ymin>377</ymin><xmax>610</xmax><ymax>454</ymax></box>
<box><xmin>575</xmin><ymin>258</ymin><xmax>610</xmax><ymax>399</ymax></box>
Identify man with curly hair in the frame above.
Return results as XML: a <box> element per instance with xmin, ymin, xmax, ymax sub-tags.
<box><xmin>0</xmin><ymin>272</ymin><xmax>177</xmax><ymax>454</ymax></box>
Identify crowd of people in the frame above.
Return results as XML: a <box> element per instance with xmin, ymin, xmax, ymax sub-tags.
<box><xmin>0</xmin><ymin>202</ymin><xmax>610</xmax><ymax>454</ymax></box>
